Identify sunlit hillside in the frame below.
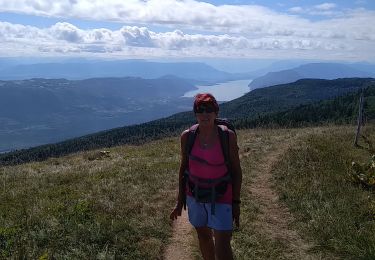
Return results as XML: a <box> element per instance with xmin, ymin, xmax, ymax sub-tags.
<box><xmin>1</xmin><ymin>125</ymin><xmax>375</xmax><ymax>259</ymax></box>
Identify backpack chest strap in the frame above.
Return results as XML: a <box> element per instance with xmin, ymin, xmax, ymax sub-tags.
<box><xmin>189</xmin><ymin>154</ymin><xmax>226</xmax><ymax>167</ymax></box>
<box><xmin>184</xmin><ymin>169</ymin><xmax>232</xmax><ymax>184</ymax></box>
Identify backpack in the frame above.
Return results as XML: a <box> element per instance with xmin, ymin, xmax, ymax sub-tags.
<box><xmin>182</xmin><ymin>118</ymin><xmax>236</xmax><ymax>214</ymax></box>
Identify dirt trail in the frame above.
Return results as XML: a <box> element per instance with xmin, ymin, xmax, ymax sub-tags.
<box><xmin>164</xmin><ymin>209</ymin><xmax>194</xmax><ymax>260</ymax></box>
<box><xmin>247</xmin><ymin>141</ymin><xmax>317</xmax><ymax>259</ymax></box>
<box><xmin>164</xmin><ymin>130</ymin><xmax>318</xmax><ymax>260</ymax></box>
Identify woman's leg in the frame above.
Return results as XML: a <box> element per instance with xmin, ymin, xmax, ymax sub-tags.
<box><xmin>196</xmin><ymin>227</ymin><xmax>215</xmax><ymax>260</ymax></box>
<box><xmin>213</xmin><ymin>230</ymin><xmax>233</xmax><ymax>260</ymax></box>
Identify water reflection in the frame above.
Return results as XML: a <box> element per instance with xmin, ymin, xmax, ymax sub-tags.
<box><xmin>183</xmin><ymin>79</ymin><xmax>252</xmax><ymax>101</ymax></box>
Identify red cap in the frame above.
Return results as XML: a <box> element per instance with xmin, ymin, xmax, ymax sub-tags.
<box><xmin>193</xmin><ymin>93</ymin><xmax>219</xmax><ymax>113</ymax></box>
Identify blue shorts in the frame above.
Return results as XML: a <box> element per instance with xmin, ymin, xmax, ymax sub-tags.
<box><xmin>186</xmin><ymin>196</ymin><xmax>233</xmax><ymax>231</ymax></box>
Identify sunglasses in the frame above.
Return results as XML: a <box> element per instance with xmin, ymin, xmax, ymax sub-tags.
<box><xmin>195</xmin><ymin>106</ymin><xmax>216</xmax><ymax>113</ymax></box>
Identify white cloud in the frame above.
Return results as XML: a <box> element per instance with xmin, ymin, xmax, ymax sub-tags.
<box><xmin>289</xmin><ymin>3</ymin><xmax>341</xmax><ymax>16</ymax></box>
<box><xmin>0</xmin><ymin>21</ymin><xmax>45</xmax><ymax>40</ymax></box>
<box><xmin>289</xmin><ymin>7</ymin><xmax>304</xmax><ymax>13</ymax></box>
<box><xmin>314</xmin><ymin>3</ymin><xmax>337</xmax><ymax>11</ymax></box>
<box><xmin>0</xmin><ymin>1</ymin><xmax>374</xmax><ymax>61</ymax></box>
<box><xmin>50</xmin><ymin>22</ymin><xmax>83</xmax><ymax>43</ymax></box>
<box><xmin>120</xmin><ymin>26</ymin><xmax>155</xmax><ymax>47</ymax></box>
<box><xmin>86</xmin><ymin>28</ymin><xmax>115</xmax><ymax>43</ymax></box>
<box><xmin>0</xmin><ymin>0</ymin><xmax>337</xmax><ymax>35</ymax></box>
<box><xmin>0</xmin><ymin>21</ymin><xmax>366</xmax><ymax>60</ymax></box>
<box><xmin>0</xmin><ymin>0</ymin><xmax>372</xmax><ymax>41</ymax></box>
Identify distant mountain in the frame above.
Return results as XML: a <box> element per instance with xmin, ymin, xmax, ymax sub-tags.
<box><xmin>0</xmin><ymin>77</ymin><xmax>195</xmax><ymax>151</ymax></box>
<box><xmin>245</xmin><ymin>59</ymin><xmax>311</xmax><ymax>78</ymax></box>
<box><xmin>0</xmin><ymin>60</ymin><xmax>240</xmax><ymax>84</ymax></box>
<box><xmin>237</xmin><ymin>86</ymin><xmax>375</xmax><ymax>128</ymax></box>
<box><xmin>2</xmin><ymin>77</ymin><xmax>374</xmax><ymax>166</ymax></box>
<box><xmin>347</xmin><ymin>62</ymin><xmax>375</xmax><ymax>76</ymax></box>
<box><xmin>249</xmin><ymin>63</ymin><xmax>374</xmax><ymax>90</ymax></box>
<box><xmin>220</xmin><ymin>78</ymin><xmax>374</xmax><ymax>119</ymax></box>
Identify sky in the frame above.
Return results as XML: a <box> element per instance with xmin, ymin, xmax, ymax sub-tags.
<box><xmin>0</xmin><ymin>0</ymin><xmax>374</xmax><ymax>62</ymax></box>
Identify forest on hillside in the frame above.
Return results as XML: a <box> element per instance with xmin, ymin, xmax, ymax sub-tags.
<box><xmin>1</xmin><ymin>78</ymin><xmax>374</xmax><ymax>166</ymax></box>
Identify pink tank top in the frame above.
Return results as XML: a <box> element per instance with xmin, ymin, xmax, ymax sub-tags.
<box><xmin>186</xmin><ymin>136</ymin><xmax>232</xmax><ymax>204</ymax></box>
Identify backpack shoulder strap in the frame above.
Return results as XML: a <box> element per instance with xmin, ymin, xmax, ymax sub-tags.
<box><xmin>186</xmin><ymin>124</ymin><xmax>199</xmax><ymax>159</ymax></box>
<box><xmin>217</xmin><ymin>125</ymin><xmax>230</xmax><ymax>167</ymax></box>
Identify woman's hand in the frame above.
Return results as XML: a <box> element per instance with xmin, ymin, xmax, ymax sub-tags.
<box><xmin>232</xmin><ymin>204</ymin><xmax>240</xmax><ymax>228</ymax></box>
<box><xmin>170</xmin><ymin>204</ymin><xmax>183</xmax><ymax>221</ymax></box>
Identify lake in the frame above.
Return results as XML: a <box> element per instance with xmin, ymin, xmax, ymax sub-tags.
<box><xmin>183</xmin><ymin>79</ymin><xmax>253</xmax><ymax>101</ymax></box>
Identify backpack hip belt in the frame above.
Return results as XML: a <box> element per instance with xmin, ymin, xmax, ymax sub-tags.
<box><xmin>184</xmin><ymin>169</ymin><xmax>231</xmax><ymax>215</ymax></box>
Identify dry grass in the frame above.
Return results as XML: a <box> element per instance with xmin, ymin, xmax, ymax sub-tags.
<box><xmin>0</xmin><ymin>137</ymin><xmax>180</xmax><ymax>259</ymax></box>
<box><xmin>2</xmin><ymin>125</ymin><xmax>375</xmax><ymax>259</ymax></box>
<box><xmin>232</xmin><ymin>127</ymin><xmax>320</xmax><ymax>259</ymax></box>
<box><xmin>272</xmin><ymin>125</ymin><xmax>375</xmax><ymax>259</ymax></box>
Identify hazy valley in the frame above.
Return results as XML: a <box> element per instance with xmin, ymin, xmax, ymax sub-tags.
<box><xmin>1</xmin><ymin>59</ymin><xmax>375</xmax><ymax>153</ymax></box>
<box><xmin>0</xmin><ymin>76</ymin><xmax>195</xmax><ymax>151</ymax></box>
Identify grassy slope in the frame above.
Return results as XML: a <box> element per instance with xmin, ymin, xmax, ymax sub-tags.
<box><xmin>272</xmin><ymin>125</ymin><xmax>375</xmax><ymax>259</ymax></box>
<box><xmin>0</xmin><ymin>138</ymin><xmax>180</xmax><ymax>259</ymax></box>
<box><xmin>232</xmin><ymin>128</ymin><xmax>301</xmax><ymax>259</ymax></box>
<box><xmin>1</xmin><ymin>125</ymin><xmax>375</xmax><ymax>259</ymax></box>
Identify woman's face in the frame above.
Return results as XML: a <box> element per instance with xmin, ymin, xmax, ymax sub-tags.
<box><xmin>195</xmin><ymin>104</ymin><xmax>217</xmax><ymax>127</ymax></box>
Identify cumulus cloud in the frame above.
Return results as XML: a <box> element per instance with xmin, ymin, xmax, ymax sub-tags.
<box><xmin>0</xmin><ymin>21</ymin><xmax>45</xmax><ymax>40</ymax></box>
<box><xmin>50</xmin><ymin>22</ymin><xmax>83</xmax><ymax>42</ymax></box>
<box><xmin>289</xmin><ymin>3</ymin><xmax>341</xmax><ymax>16</ymax></box>
<box><xmin>0</xmin><ymin>0</ymin><xmax>346</xmax><ymax>36</ymax></box>
<box><xmin>289</xmin><ymin>7</ymin><xmax>304</xmax><ymax>13</ymax></box>
<box><xmin>0</xmin><ymin>0</ymin><xmax>373</xmax><ymax>41</ymax></box>
<box><xmin>0</xmin><ymin>1</ymin><xmax>374</xmax><ymax>60</ymax></box>
<box><xmin>120</xmin><ymin>26</ymin><xmax>155</xmax><ymax>47</ymax></box>
<box><xmin>314</xmin><ymin>3</ymin><xmax>337</xmax><ymax>11</ymax></box>
<box><xmin>86</xmin><ymin>28</ymin><xmax>115</xmax><ymax>43</ymax></box>
<box><xmin>0</xmin><ymin>21</ymin><xmax>365</xmax><ymax>60</ymax></box>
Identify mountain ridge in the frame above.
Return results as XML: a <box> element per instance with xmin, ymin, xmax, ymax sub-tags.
<box><xmin>249</xmin><ymin>63</ymin><xmax>375</xmax><ymax>90</ymax></box>
<box><xmin>1</xmin><ymin>77</ymin><xmax>374</xmax><ymax>166</ymax></box>
<box><xmin>0</xmin><ymin>60</ymin><xmax>245</xmax><ymax>83</ymax></box>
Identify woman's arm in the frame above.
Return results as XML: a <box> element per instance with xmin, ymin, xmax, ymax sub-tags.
<box><xmin>170</xmin><ymin>129</ymin><xmax>189</xmax><ymax>220</ymax></box>
<box><xmin>228</xmin><ymin>130</ymin><xmax>242</xmax><ymax>227</ymax></box>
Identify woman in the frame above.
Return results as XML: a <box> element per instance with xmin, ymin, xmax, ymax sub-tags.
<box><xmin>170</xmin><ymin>93</ymin><xmax>242</xmax><ymax>260</ymax></box>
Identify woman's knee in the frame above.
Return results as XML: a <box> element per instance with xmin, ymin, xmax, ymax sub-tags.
<box><xmin>213</xmin><ymin>230</ymin><xmax>232</xmax><ymax>246</ymax></box>
<box><xmin>196</xmin><ymin>227</ymin><xmax>213</xmax><ymax>241</ymax></box>
<box><xmin>214</xmin><ymin>230</ymin><xmax>233</xmax><ymax>260</ymax></box>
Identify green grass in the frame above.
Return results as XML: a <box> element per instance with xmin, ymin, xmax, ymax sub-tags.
<box><xmin>2</xmin><ymin>125</ymin><xmax>375</xmax><ymax>259</ymax></box>
<box><xmin>0</xmin><ymin>138</ymin><xmax>180</xmax><ymax>259</ymax></box>
<box><xmin>272</xmin><ymin>125</ymin><xmax>375</xmax><ymax>259</ymax></box>
<box><xmin>232</xmin><ymin>128</ymin><xmax>308</xmax><ymax>260</ymax></box>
